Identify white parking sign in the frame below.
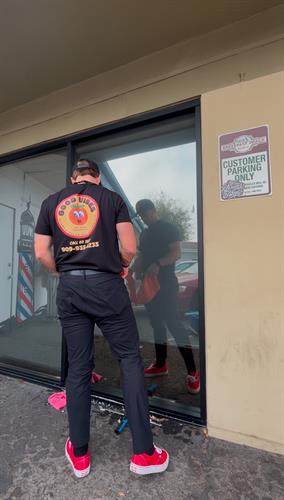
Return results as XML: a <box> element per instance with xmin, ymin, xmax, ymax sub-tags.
<box><xmin>219</xmin><ymin>125</ymin><xmax>272</xmax><ymax>200</ymax></box>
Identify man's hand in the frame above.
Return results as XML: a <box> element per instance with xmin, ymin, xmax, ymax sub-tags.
<box><xmin>120</xmin><ymin>267</ymin><xmax>129</xmax><ymax>279</ymax></box>
<box><xmin>116</xmin><ymin>222</ymin><xmax>137</xmax><ymax>267</ymax></box>
<box><xmin>146</xmin><ymin>262</ymin><xmax>160</xmax><ymax>276</ymax></box>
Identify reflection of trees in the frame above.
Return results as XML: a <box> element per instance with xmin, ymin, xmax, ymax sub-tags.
<box><xmin>148</xmin><ymin>190</ymin><xmax>192</xmax><ymax>240</ymax></box>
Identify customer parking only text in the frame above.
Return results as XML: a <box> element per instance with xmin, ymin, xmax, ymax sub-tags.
<box><xmin>222</xmin><ymin>154</ymin><xmax>266</xmax><ymax>182</ymax></box>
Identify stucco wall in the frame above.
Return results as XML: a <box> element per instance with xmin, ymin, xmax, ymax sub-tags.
<box><xmin>202</xmin><ymin>72</ymin><xmax>284</xmax><ymax>454</ymax></box>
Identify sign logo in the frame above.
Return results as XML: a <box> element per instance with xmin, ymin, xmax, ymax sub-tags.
<box><xmin>55</xmin><ymin>194</ymin><xmax>99</xmax><ymax>238</ymax></box>
<box><xmin>221</xmin><ymin>134</ymin><xmax>267</xmax><ymax>154</ymax></box>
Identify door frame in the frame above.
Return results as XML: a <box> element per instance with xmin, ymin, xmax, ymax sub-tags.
<box><xmin>0</xmin><ymin>202</ymin><xmax>16</xmax><ymax>325</ymax></box>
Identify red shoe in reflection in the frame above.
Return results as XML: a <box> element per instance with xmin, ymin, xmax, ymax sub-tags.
<box><xmin>144</xmin><ymin>362</ymin><xmax>168</xmax><ymax>377</ymax></box>
<box><xmin>91</xmin><ymin>371</ymin><xmax>103</xmax><ymax>384</ymax></box>
<box><xmin>186</xmin><ymin>371</ymin><xmax>200</xmax><ymax>394</ymax></box>
<box><xmin>130</xmin><ymin>445</ymin><xmax>169</xmax><ymax>475</ymax></box>
<box><xmin>65</xmin><ymin>439</ymin><xmax>91</xmax><ymax>478</ymax></box>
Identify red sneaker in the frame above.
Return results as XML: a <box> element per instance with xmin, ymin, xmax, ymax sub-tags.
<box><xmin>65</xmin><ymin>438</ymin><xmax>91</xmax><ymax>478</ymax></box>
<box><xmin>186</xmin><ymin>371</ymin><xmax>200</xmax><ymax>394</ymax></box>
<box><xmin>130</xmin><ymin>445</ymin><xmax>169</xmax><ymax>475</ymax></box>
<box><xmin>91</xmin><ymin>371</ymin><xmax>103</xmax><ymax>384</ymax></box>
<box><xmin>144</xmin><ymin>362</ymin><xmax>168</xmax><ymax>377</ymax></box>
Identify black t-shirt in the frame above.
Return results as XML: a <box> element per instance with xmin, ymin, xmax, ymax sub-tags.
<box><xmin>35</xmin><ymin>182</ymin><xmax>131</xmax><ymax>273</ymax></box>
<box><xmin>139</xmin><ymin>220</ymin><xmax>181</xmax><ymax>282</ymax></box>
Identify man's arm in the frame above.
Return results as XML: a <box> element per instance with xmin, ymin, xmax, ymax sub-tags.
<box><xmin>34</xmin><ymin>234</ymin><xmax>57</xmax><ymax>273</ymax></box>
<box><xmin>116</xmin><ymin>222</ymin><xmax>137</xmax><ymax>267</ymax></box>
<box><xmin>158</xmin><ymin>241</ymin><xmax>181</xmax><ymax>267</ymax></box>
<box><xmin>147</xmin><ymin>241</ymin><xmax>181</xmax><ymax>276</ymax></box>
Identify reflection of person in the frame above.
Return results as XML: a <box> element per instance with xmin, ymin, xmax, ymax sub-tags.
<box><xmin>134</xmin><ymin>199</ymin><xmax>200</xmax><ymax>394</ymax></box>
<box><xmin>34</xmin><ymin>160</ymin><xmax>169</xmax><ymax>479</ymax></box>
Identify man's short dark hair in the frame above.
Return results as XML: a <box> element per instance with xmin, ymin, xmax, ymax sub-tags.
<box><xmin>72</xmin><ymin>158</ymin><xmax>100</xmax><ymax>179</ymax></box>
<box><xmin>136</xmin><ymin>199</ymin><xmax>156</xmax><ymax>215</ymax></box>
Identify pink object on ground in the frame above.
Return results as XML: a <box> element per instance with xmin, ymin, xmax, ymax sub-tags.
<box><xmin>48</xmin><ymin>373</ymin><xmax>102</xmax><ymax>410</ymax></box>
<box><xmin>91</xmin><ymin>371</ymin><xmax>103</xmax><ymax>383</ymax></box>
<box><xmin>48</xmin><ymin>391</ymin><xmax>67</xmax><ymax>410</ymax></box>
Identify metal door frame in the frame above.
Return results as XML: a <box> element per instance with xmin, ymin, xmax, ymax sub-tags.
<box><xmin>0</xmin><ymin>98</ymin><xmax>206</xmax><ymax>426</ymax></box>
<box><xmin>0</xmin><ymin>202</ymin><xmax>16</xmax><ymax>324</ymax></box>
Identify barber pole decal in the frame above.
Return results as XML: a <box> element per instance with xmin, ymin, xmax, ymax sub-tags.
<box><xmin>16</xmin><ymin>202</ymin><xmax>35</xmax><ymax>323</ymax></box>
<box><xmin>16</xmin><ymin>253</ymin><xmax>34</xmax><ymax>322</ymax></box>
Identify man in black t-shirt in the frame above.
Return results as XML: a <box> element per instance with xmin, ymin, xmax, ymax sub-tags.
<box><xmin>134</xmin><ymin>199</ymin><xmax>200</xmax><ymax>394</ymax></box>
<box><xmin>35</xmin><ymin>160</ymin><xmax>169</xmax><ymax>478</ymax></box>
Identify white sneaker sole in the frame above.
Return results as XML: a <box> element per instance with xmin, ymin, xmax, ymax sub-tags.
<box><xmin>187</xmin><ymin>387</ymin><xmax>200</xmax><ymax>395</ymax></box>
<box><xmin>65</xmin><ymin>444</ymin><xmax>90</xmax><ymax>478</ymax></box>
<box><xmin>130</xmin><ymin>454</ymin><xmax>169</xmax><ymax>475</ymax></box>
<box><xmin>144</xmin><ymin>371</ymin><xmax>168</xmax><ymax>378</ymax></box>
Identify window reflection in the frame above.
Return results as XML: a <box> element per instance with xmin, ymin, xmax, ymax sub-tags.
<box><xmin>77</xmin><ymin>114</ymin><xmax>201</xmax><ymax>416</ymax></box>
<box><xmin>0</xmin><ymin>151</ymin><xmax>66</xmax><ymax>376</ymax></box>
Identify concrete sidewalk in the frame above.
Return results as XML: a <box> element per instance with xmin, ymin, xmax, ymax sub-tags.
<box><xmin>0</xmin><ymin>376</ymin><xmax>283</xmax><ymax>500</ymax></box>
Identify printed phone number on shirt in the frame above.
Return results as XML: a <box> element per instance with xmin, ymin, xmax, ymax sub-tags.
<box><xmin>61</xmin><ymin>241</ymin><xmax>100</xmax><ymax>253</ymax></box>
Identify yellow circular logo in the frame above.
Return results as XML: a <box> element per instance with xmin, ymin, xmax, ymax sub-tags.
<box><xmin>55</xmin><ymin>194</ymin><xmax>99</xmax><ymax>238</ymax></box>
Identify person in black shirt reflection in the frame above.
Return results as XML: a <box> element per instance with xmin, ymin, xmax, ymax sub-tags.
<box><xmin>134</xmin><ymin>199</ymin><xmax>200</xmax><ymax>394</ymax></box>
<box><xmin>34</xmin><ymin>160</ymin><xmax>169</xmax><ymax>479</ymax></box>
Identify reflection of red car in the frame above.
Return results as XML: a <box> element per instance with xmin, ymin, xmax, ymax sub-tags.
<box><xmin>177</xmin><ymin>262</ymin><xmax>198</xmax><ymax>313</ymax></box>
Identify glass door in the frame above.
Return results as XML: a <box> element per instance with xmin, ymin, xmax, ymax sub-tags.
<box><xmin>75</xmin><ymin>111</ymin><xmax>203</xmax><ymax>420</ymax></box>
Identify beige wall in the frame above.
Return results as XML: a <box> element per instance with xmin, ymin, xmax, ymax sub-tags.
<box><xmin>0</xmin><ymin>6</ymin><xmax>283</xmax><ymax>454</ymax></box>
<box><xmin>202</xmin><ymin>72</ymin><xmax>284</xmax><ymax>454</ymax></box>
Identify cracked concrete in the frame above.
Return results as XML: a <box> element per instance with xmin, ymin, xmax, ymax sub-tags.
<box><xmin>0</xmin><ymin>376</ymin><xmax>283</xmax><ymax>500</ymax></box>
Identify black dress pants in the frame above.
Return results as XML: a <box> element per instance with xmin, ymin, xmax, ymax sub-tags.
<box><xmin>56</xmin><ymin>272</ymin><xmax>153</xmax><ymax>454</ymax></box>
<box><xmin>145</xmin><ymin>276</ymin><xmax>196</xmax><ymax>373</ymax></box>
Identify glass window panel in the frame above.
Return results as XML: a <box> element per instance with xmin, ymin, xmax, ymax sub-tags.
<box><xmin>76</xmin><ymin>113</ymin><xmax>201</xmax><ymax>418</ymax></box>
<box><xmin>0</xmin><ymin>150</ymin><xmax>66</xmax><ymax>377</ymax></box>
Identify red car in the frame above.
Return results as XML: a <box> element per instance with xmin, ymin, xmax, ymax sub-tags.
<box><xmin>177</xmin><ymin>262</ymin><xmax>199</xmax><ymax>313</ymax></box>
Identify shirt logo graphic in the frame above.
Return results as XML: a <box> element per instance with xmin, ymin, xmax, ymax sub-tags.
<box><xmin>55</xmin><ymin>194</ymin><xmax>99</xmax><ymax>238</ymax></box>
